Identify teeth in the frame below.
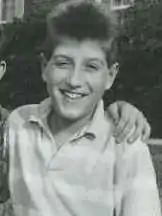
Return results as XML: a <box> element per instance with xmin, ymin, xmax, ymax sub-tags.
<box><xmin>64</xmin><ymin>92</ymin><xmax>82</xmax><ymax>99</ymax></box>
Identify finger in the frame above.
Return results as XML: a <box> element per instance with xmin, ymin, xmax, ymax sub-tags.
<box><xmin>127</xmin><ymin>118</ymin><xmax>143</xmax><ymax>143</ymax></box>
<box><xmin>142</xmin><ymin>120</ymin><xmax>151</xmax><ymax>142</ymax></box>
<box><xmin>114</xmin><ymin>117</ymin><xmax>130</xmax><ymax>141</ymax></box>
<box><xmin>115</xmin><ymin>120</ymin><xmax>133</xmax><ymax>143</ymax></box>
<box><xmin>115</xmin><ymin>105</ymin><xmax>131</xmax><ymax>136</ymax></box>
<box><xmin>106</xmin><ymin>103</ymin><xmax>120</xmax><ymax>125</ymax></box>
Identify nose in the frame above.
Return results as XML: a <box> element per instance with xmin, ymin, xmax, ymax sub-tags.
<box><xmin>66</xmin><ymin>66</ymin><xmax>84</xmax><ymax>88</ymax></box>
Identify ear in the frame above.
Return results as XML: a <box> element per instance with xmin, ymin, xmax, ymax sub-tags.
<box><xmin>40</xmin><ymin>53</ymin><xmax>48</xmax><ymax>82</ymax></box>
<box><xmin>106</xmin><ymin>62</ymin><xmax>119</xmax><ymax>90</ymax></box>
<box><xmin>0</xmin><ymin>61</ymin><xmax>6</xmax><ymax>80</ymax></box>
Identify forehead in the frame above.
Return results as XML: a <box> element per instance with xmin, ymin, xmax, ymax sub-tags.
<box><xmin>52</xmin><ymin>38</ymin><xmax>107</xmax><ymax>61</ymax></box>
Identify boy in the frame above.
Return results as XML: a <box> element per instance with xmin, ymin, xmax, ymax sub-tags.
<box><xmin>6</xmin><ymin>1</ymin><xmax>159</xmax><ymax>216</ymax></box>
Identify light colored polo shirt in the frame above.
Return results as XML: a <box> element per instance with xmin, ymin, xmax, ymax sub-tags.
<box><xmin>7</xmin><ymin>98</ymin><xmax>161</xmax><ymax>216</ymax></box>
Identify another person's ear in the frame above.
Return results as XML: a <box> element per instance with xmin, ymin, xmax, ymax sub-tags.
<box><xmin>106</xmin><ymin>62</ymin><xmax>119</xmax><ymax>90</ymax></box>
<box><xmin>40</xmin><ymin>53</ymin><xmax>48</xmax><ymax>82</ymax></box>
<box><xmin>0</xmin><ymin>60</ymin><xmax>6</xmax><ymax>80</ymax></box>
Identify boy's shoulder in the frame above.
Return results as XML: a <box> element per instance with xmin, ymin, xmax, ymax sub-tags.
<box><xmin>116</xmin><ymin>138</ymin><xmax>149</xmax><ymax>159</ymax></box>
<box><xmin>8</xmin><ymin>103</ymin><xmax>41</xmax><ymax>127</ymax></box>
<box><xmin>8</xmin><ymin>98</ymin><xmax>51</xmax><ymax>127</ymax></box>
<box><xmin>115</xmin><ymin>139</ymin><xmax>152</xmax><ymax>178</ymax></box>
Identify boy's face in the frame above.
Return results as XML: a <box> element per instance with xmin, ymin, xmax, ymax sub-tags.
<box><xmin>42</xmin><ymin>38</ymin><xmax>118</xmax><ymax>121</ymax></box>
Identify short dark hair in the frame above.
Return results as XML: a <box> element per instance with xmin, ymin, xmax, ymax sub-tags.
<box><xmin>43</xmin><ymin>0</ymin><xmax>118</xmax><ymax>66</ymax></box>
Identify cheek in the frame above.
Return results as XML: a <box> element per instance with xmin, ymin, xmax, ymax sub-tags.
<box><xmin>44</xmin><ymin>66</ymin><xmax>67</xmax><ymax>84</ymax></box>
<box><xmin>87</xmin><ymin>72</ymin><xmax>108</xmax><ymax>93</ymax></box>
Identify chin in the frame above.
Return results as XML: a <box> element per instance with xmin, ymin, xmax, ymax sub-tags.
<box><xmin>58</xmin><ymin>108</ymin><xmax>89</xmax><ymax>122</ymax></box>
<box><xmin>61</xmin><ymin>112</ymin><xmax>84</xmax><ymax>122</ymax></box>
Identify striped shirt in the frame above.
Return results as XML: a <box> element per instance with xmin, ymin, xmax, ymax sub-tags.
<box><xmin>7</xmin><ymin>98</ymin><xmax>161</xmax><ymax>216</ymax></box>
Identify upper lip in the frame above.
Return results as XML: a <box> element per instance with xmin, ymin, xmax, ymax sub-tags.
<box><xmin>60</xmin><ymin>89</ymin><xmax>88</xmax><ymax>96</ymax></box>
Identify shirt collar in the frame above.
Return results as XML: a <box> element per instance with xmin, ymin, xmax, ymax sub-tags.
<box><xmin>84</xmin><ymin>100</ymin><xmax>114</xmax><ymax>140</ymax></box>
<box><xmin>71</xmin><ymin>101</ymin><xmax>106</xmax><ymax>141</ymax></box>
<box><xmin>29</xmin><ymin>97</ymin><xmax>52</xmax><ymax>124</ymax></box>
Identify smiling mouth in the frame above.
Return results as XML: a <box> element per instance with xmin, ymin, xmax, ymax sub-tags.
<box><xmin>60</xmin><ymin>89</ymin><xmax>88</xmax><ymax>100</ymax></box>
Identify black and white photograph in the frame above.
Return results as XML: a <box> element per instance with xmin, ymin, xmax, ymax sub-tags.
<box><xmin>0</xmin><ymin>0</ymin><xmax>162</xmax><ymax>215</ymax></box>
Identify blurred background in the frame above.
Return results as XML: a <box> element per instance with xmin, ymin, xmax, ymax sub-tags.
<box><xmin>0</xmin><ymin>0</ymin><xmax>162</xmax><ymax>205</ymax></box>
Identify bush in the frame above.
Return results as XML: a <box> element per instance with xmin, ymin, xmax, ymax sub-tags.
<box><xmin>108</xmin><ymin>1</ymin><xmax>162</xmax><ymax>137</ymax></box>
<box><xmin>0</xmin><ymin>17</ymin><xmax>47</xmax><ymax>109</ymax></box>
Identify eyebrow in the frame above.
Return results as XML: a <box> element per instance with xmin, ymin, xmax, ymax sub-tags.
<box><xmin>52</xmin><ymin>55</ymin><xmax>72</xmax><ymax>61</ymax></box>
<box><xmin>86</xmin><ymin>58</ymin><xmax>106</xmax><ymax>66</ymax></box>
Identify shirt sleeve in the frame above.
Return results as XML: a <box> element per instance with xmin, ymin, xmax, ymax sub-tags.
<box><xmin>115</xmin><ymin>140</ymin><xmax>161</xmax><ymax>216</ymax></box>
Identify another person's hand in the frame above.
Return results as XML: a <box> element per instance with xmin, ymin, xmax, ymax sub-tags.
<box><xmin>107</xmin><ymin>101</ymin><xmax>151</xmax><ymax>144</ymax></box>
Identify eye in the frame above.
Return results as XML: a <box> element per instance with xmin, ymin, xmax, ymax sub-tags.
<box><xmin>86</xmin><ymin>63</ymin><xmax>99</xmax><ymax>72</ymax></box>
<box><xmin>55</xmin><ymin>61</ymin><xmax>70</xmax><ymax>67</ymax></box>
<box><xmin>53</xmin><ymin>58</ymin><xmax>72</xmax><ymax>69</ymax></box>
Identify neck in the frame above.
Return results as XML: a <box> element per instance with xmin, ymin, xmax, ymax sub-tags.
<box><xmin>47</xmin><ymin>110</ymin><xmax>93</xmax><ymax>148</ymax></box>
